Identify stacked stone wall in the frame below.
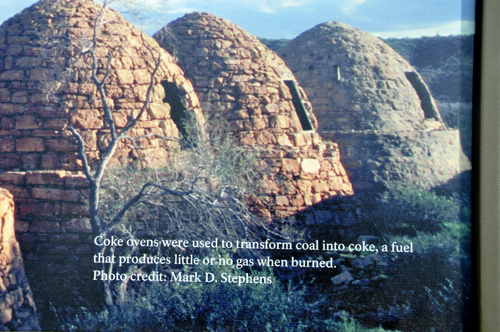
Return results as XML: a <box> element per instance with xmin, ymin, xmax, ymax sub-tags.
<box><xmin>0</xmin><ymin>171</ymin><xmax>94</xmax><ymax>327</ymax></box>
<box><xmin>252</xmin><ymin>138</ymin><xmax>353</xmax><ymax>220</ymax></box>
<box><xmin>323</xmin><ymin>129</ymin><xmax>469</xmax><ymax>193</ymax></box>
<box><xmin>279</xmin><ymin>21</ymin><xmax>443</xmax><ymax>133</ymax></box>
<box><xmin>0</xmin><ymin>0</ymin><xmax>204</xmax><ymax>172</ymax></box>
<box><xmin>0</xmin><ymin>188</ymin><xmax>40</xmax><ymax>331</ymax></box>
<box><xmin>279</xmin><ymin>21</ymin><xmax>471</xmax><ymax>192</ymax></box>
<box><xmin>155</xmin><ymin>13</ymin><xmax>354</xmax><ymax>220</ymax></box>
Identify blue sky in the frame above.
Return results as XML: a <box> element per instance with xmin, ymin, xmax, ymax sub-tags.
<box><xmin>1</xmin><ymin>0</ymin><xmax>476</xmax><ymax>39</ymax></box>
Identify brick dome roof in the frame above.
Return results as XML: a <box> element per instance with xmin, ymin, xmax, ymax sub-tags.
<box><xmin>279</xmin><ymin>21</ymin><xmax>445</xmax><ymax>133</ymax></box>
<box><xmin>155</xmin><ymin>13</ymin><xmax>354</xmax><ymax>220</ymax></box>
<box><xmin>0</xmin><ymin>0</ymin><xmax>204</xmax><ymax>171</ymax></box>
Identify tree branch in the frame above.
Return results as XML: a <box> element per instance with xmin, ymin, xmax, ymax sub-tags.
<box><xmin>68</xmin><ymin>125</ymin><xmax>95</xmax><ymax>184</ymax></box>
<box><xmin>122</xmin><ymin>133</ymin><xmax>180</xmax><ymax>148</ymax></box>
<box><xmin>107</xmin><ymin>182</ymin><xmax>193</xmax><ymax>232</ymax></box>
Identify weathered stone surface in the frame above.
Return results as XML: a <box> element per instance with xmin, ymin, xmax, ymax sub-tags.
<box><xmin>280</xmin><ymin>21</ymin><xmax>444</xmax><ymax>133</ymax></box>
<box><xmin>301</xmin><ymin>159</ymin><xmax>321</xmax><ymax>173</ymax></box>
<box><xmin>0</xmin><ymin>188</ymin><xmax>40</xmax><ymax>330</ymax></box>
<box><xmin>155</xmin><ymin>13</ymin><xmax>354</xmax><ymax>219</ymax></box>
<box><xmin>0</xmin><ymin>0</ymin><xmax>207</xmax><ymax>326</ymax></box>
<box><xmin>0</xmin><ymin>0</ymin><xmax>204</xmax><ymax>172</ymax></box>
<box><xmin>323</xmin><ymin>129</ymin><xmax>471</xmax><ymax>192</ymax></box>
<box><xmin>280</xmin><ymin>22</ymin><xmax>471</xmax><ymax>193</ymax></box>
<box><xmin>331</xmin><ymin>271</ymin><xmax>354</xmax><ymax>285</ymax></box>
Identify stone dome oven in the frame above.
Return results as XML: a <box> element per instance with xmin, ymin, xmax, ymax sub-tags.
<box><xmin>279</xmin><ymin>22</ymin><xmax>470</xmax><ymax>193</ymax></box>
<box><xmin>0</xmin><ymin>0</ymin><xmax>204</xmax><ymax>327</ymax></box>
<box><xmin>154</xmin><ymin>13</ymin><xmax>354</xmax><ymax>220</ymax></box>
<box><xmin>0</xmin><ymin>0</ymin><xmax>204</xmax><ymax>172</ymax></box>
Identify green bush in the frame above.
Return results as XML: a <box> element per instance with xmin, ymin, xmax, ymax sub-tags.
<box><xmin>363</xmin><ymin>185</ymin><xmax>464</xmax><ymax>237</ymax></box>
<box><xmin>327</xmin><ymin>186</ymin><xmax>472</xmax><ymax>331</ymax></box>
<box><xmin>59</xmin><ymin>251</ymin><xmax>395</xmax><ymax>331</ymax></box>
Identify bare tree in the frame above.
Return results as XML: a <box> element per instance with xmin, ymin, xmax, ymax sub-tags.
<box><xmin>39</xmin><ymin>0</ymin><xmax>168</xmax><ymax>237</ymax></box>
<box><xmin>40</xmin><ymin>0</ymin><xmax>292</xmax><ymax>308</ymax></box>
<box><xmin>37</xmin><ymin>0</ymin><xmax>177</xmax><ymax>306</ymax></box>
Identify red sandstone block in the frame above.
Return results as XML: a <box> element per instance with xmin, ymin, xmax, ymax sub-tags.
<box><xmin>274</xmin><ymin>208</ymin><xmax>298</xmax><ymax>219</ymax></box>
<box><xmin>297</xmin><ymin>179</ymin><xmax>313</xmax><ymax>194</ymax></box>
<box><xmin>0</xmin><ymin>117</ymin><xmax>15</xmax><ymax>129</ymax></box>
<box><xmin>6</xmin><ymin>44</ymin><xmax>22</xmax><ymax>56</ymax></box>
<box><xmin>0</xmin><ymin>104</ymin><xmax>24</xmax><ymax>115</ymax></box>
<box><xmin>0</xmin><ymin>139</ymin><xmax>15</xmax><ymax>152</ymax></box>
<box><xmin>0</xmin><ymin>186</ymin><xmax>29</xmax><ymax>200</ymax></box>
<box><xmin>298</xmin><ymin>174</ymin><xmax>316</xmax><ymax>182</ymax></box>
<box><xmin>28</xmin><ymin>69</ymin><xmax>45</xmax><ymax>82</ymax></box>
<box><xmin>12</xmin><ymin>91</ymin><xmax>27</xmax><ymax>104</ymax></box>
<box><xmin>261</xmin><ymin>179</ymin><xmax>280</xmax><ymax>194</ymax></box>
<box><xmin>0</xmin><ymin>88</ymin><xmax>10</xmax><ymax>102</ymax></box>
<box><xmin>0</xmin><ymin>157</ymin><xmax>21</xmax><ymax>170</ymax></box>
<box><xmin>46</xmin><ymin>138</ymin><xmax>77</xmax><ymax>152</ymax></box>
<box><xmin>15</xmin><ymin>115</ymin><xmax>39</xmax><ymax>130</ymax></box>
<box><xmin>0</xmin><ymin>172</ymin><xmax>25</xmax><ymax>185</ymax></box>
<box><xmin>7</xmin><ymin>35</ymin><xmax>30</xmax><ymax>44</ymax></box>
<box><xmin>60</xmin><ymin>155</ymin><xmax>83</xmax><ymax>171</ymax></box>
<box><xmin>60</xmin><ymin>203</ymin><xmax>89</xmax><ymax>216</ymax></box>
<box><xmin>133</xmin><ymin>69</ymin><xmax>152</xmax><ymax>84</ymax></box>
<box><xmin>36</xmin><ymin>107</ymin><xmax>67</xmax><ymax>119</ymax></box>
<box><xmin>21</xmin><ymin>154</ymin><xmax>38</xmax><ymax>170</ymax></box>
<box><xmin>16</xmin><ymin>138</ymin><xmax>45</xmax><ymax>152</ymax></box>
<box><xmin>42</xmin><ymin>118</ymin><xmax>68</xmax><ymax>130</ymax></box>
<box><xmin>25</xmin><ymin>171</ymin><xmax>66</xmax><ymax>185</ymax></box>
<box><xmin>290</xmin><ymin>194</ymin><xmax>305</xmax><ymax>207</ymax></box>
<box><xmin>327</xmin><ymin>177</ymin><xmax>344</xmax><ymax>190</ymax></box>
<box><xmin>252</xmin><ymin>206</ymin><xmax>272</xmax><ymax>220</ymax></box>
<box><xmin>303</xmin><ymin>194</ymin><xmax>314</xmax><ymax>206</ymax></box>
<box><xmin>20</xmin><ymin>233</ymin><xmax>36</xmax><ymax>252</ymax></box>
<box><xmin>69</xmin><ymin>109</ymin><xmax>103</xmax><ymax>129</ymax></box>
<box><xmin>31</xmin><ymin>129</ymin><xmax>64</xmax><ymax>137</ymax></box>
<box><xmin>30</xmin><ymin>93</ymin><xmax>57</xmax><ymax>106</ymax></box>
<box><xmin>282</xmin><ymin>158</ymin><xmax>300</xmax><ymax>174</ymax></box>
<box><xmin>0</xmin><ymin>129</ymin><xmax>20</xmax><ymax>137</ymax></box>
<box><xmin>312</xmin><ymin>179</ymin><xmax>329</xmax><ymax>193</ymax></box>
<box><xmin>115</xmin><ymin>69</ymin><xmax>134</xmax><ymax>85</ymax></box>
<box><xmin>23</xmin><ymin>46</ymin><xmax>44</xmax><ymax>57</ymax></box>
<box><xmin>0</xmin><ymin>70</ymin><xmax>23</xmax><ymax>81</ymax></box>
<box><xmin>65</xmin><ymin>218</ymin><xmax>92</xmax><ymax>234</ymax></box>
<box><xmin>115</xmin><ymin>100</ymin><xmax>148</xmax><ymax>111</ymax></box>
<box><xmin>20</xmin><ymin>202</ymin><xmax>60</xmax><ymax>217</ymax></box>
<box><xmin>40</xmin><ymin>154</ymin><xmax>61</xmax><ymax>170</ymax></box>
<box><xmin>275</xmin><ymin>195</ymin><xmax>290</xmax><ymax>207</ymax></box>
<box><xmin>29</xmin><ymin>221</ymin><xmax>61</xmax><ymax>233</ymax></box>
<box><xmin>31</xmin><ymin>188</ymin><xmax>82</xmax><ymax>202</ymax></box>
<box><xmin>76</xmin><ymin>83</ymin><xmax>95</xmax><ymax>95</ymax></box>
<box><xmin>64</xmin><ymin>174</ymin><xmax>89</xmax><ymax>188</ymax></box>
<box><xmin>16</xmin><ymin>56</ymin><xmax>42</xmax><ymax>68</ymax></box>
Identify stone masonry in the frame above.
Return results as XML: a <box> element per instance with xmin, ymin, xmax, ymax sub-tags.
<box><xmin>279</xmin><ymin>22</ymin><xmax>471</xmax><ymax>193</ymax></box>
<box><xmin>155</xmin><ymin>13</ymin><xmax>354</xmax><ymax>221</ymax></box>
<box><xmin>0</xmin><ymin>0</ymin><xmax>204</xmax><ymax>172</ymax></box>
<box><xmin>0</xmin><ymin>189</ymin><xmax>39</xmax><ymax>331</ymax></box>
<box><xmin>0</xmin><ymin>0</ymin><xmax>206</xmax><ymax>328</ymax></box>
<box><xmin>0</xmin><ymin>171</ymin><xmax>93</xmax><ymax>328</ymax></box>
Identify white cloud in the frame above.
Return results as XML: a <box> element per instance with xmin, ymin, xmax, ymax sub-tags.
<box><xmin>372</xmin><ymin>20</ymin><xmax>476</xmax><ymax>39</ymax></box>
<box><xmin>281</xmin><ymin>0</ymin><xmax>311</xmax><ymax>7</ymax></box>
<box><xmin>336</xmin><ymin>0</ymin><xmax>367</xmax><ymax>15</ymax></box>
<box><xmin>209</xmin><ymin>0</ymin><xmax>313</xmax><ymax>13</ymax></box>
